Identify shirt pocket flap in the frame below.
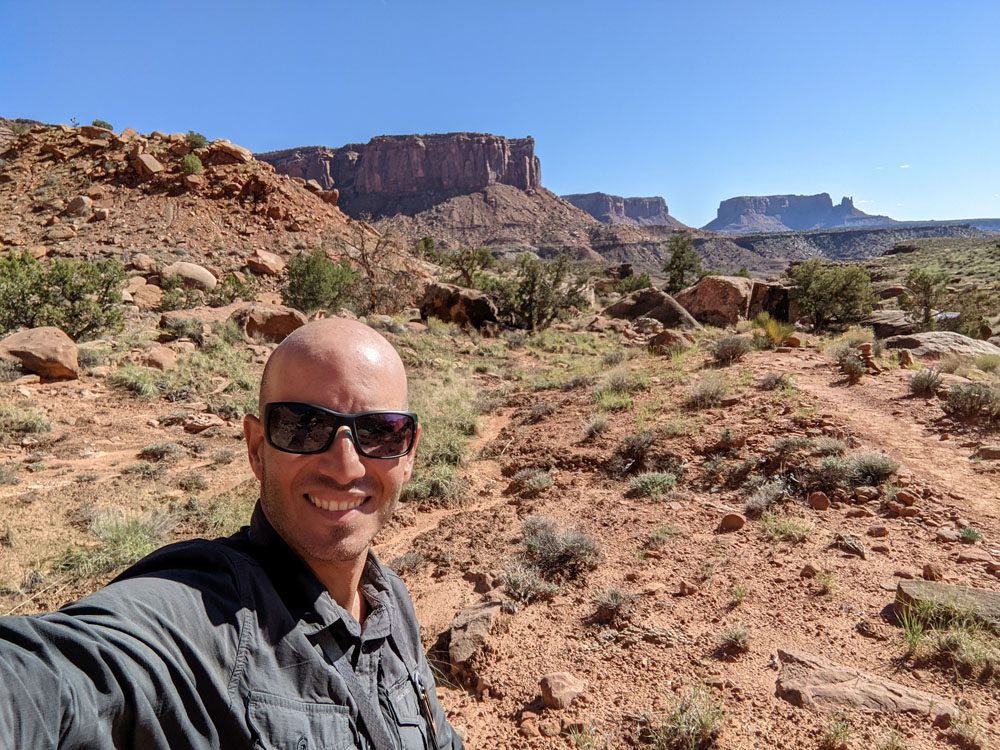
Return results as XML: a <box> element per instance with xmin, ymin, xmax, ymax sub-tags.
<box><xmin>248</xmin><ymin>691</ymin><xmax>356</xmax><ymax>750</ymax></box>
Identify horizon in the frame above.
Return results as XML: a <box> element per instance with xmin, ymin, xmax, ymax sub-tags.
<box><xmin>2</xmin><ymin>0</ymin><xmax>998</xmax><ymax>228</ymax></box>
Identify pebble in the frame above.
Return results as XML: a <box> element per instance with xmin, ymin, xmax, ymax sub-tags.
<box><xmin>719</xmin><ymin>513</ymin><xmax>746</xmax><ymax>532</ymax></box>
<box><xmin>808</xmin><ymin>491</ymin><xmax>830</xmax><ymax>511</ymax></box>
<box><xmin>922</xmin><ymin>563</ymin><xmax>943</xmax><ymax>581</ymax></box>
<box><xmin>867</xmin><ymin>525</ymin><xmax>889</xmax><ymax>538</ymax></box>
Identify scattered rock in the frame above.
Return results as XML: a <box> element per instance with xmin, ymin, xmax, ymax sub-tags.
<box><xmin>162</xmin><ymin>261</ymin><xmax>218</xmax><ymax>291</ymax></box>
<box><xmin>718</xmin><ymin>513</ymin><xmax>746</xmax><ymax>532</ymax></box>
<box><xmin>884</xmin><ymin>331</ymin><xmax>1000</xmax><ymax>359</ymax></box>
<box><xmin>676</xmin><ymin>580</ymin><xmax>698</xmax><ymax>596</ymax></box>
<box><xmin>867</xmin><ymin>526</ymin><xmax>889</xmax><ymax>538</ymax></box>
<box><xmin>673</xmin><ymin>275</ymin><xmax>753</xmax><ymax>327</ymax></box>
<box><xmin>775</xmin><ymin>649</ymin><xmax>956</xmax><ymax>722</ymax></box>
<box><xmin>246</xmin><ymin>249</ymin><xmax>285</xmax><ymax>276</ymax></box>
<box><xmin>539</xmin><ymin>672</ymin><xmax>586</xmax><ymax>709</ymax></box>
<box><xmin>647</xmin><ymin>329</ymin><xmax>696</xmax><ymax>353</ymax></box>
<box><xmin>229</xmin><ymin>302</ymin><xmax>307</xmax><ymax>344</ymax></box>
<box><xmin>183</xmin><ymin>413</ymin><xmax>226</xmax><ymax>433</ymax></box>
<box><xmin>807</xmin><ymin>491</ymin><xmax>830</xmax><ymax>511</ymax></box>
<box><xmin>63</xmin><ymin>195</ymin><xmax>93</xmax><ymax>217</ymax></box>
<box><xmin>0</xmin><ymin>326</ymin><xmax>79</xmax><ymax>380</ymax></box>
<box><xmin>935</xmin><ymin>529</ymin><xmax>960</xmax><ymax>543</ymax></box>
<box><xmin>922</xmin><ymin>564</ymin><xmax>944</xmax><ymax>581</ymax></box>
<box><xmin>602</xmin><ymin>288</ymin><xmax>701</xmax><ymax>330</ymax></box>
<box><xmin>956</xmin><ymin>548</ymin><xmax>994</xmax><ymax>565</ymax></box>
<box><xmin>896</xmin><ymin>579</ymin><xmax>1000</xmax><ymax>630</ymax></box>
<box><xmin>133</xmin><ymin>152</ymin><xmax>165</xmax><ymax>178</ymax></box>
<box><xmin>420</xmin><ymin>282</ymin><xmax>499</xmax><ymax>330</ymax></box>
<box><xmin>141</xmin><ymin>345</ymin><xmax>179</xmax><ymax>371</ymax></box>
<box><xmin>895</xmin><ymin>488</ymin><xmax>919</xmax><ymax>506</ymax></box>
<box><xmin>799</xmin><ymin>563</ymin><xmax>819</xmax><ymax>579</ymax></box>
<box><xmin>447</xmin><ymin>602</ymin><xmax>502</xmax><ymax>673</ymax></box>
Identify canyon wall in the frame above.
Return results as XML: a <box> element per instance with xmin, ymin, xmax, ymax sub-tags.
<box><xmin>562</xmin><ymin>192</ymin><xmax>682</xmax><ymax>227</ymax></box>
<box><xmin>704</xmin><ymin>193</ymin><xmax>897</xmax><ymax>233</ymax></box>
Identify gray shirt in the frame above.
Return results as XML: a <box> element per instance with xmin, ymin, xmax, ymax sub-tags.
<box><xmin>0</xmin><ymin>504</ymin><xmax>464</xmax><ymax>749</ymax></box>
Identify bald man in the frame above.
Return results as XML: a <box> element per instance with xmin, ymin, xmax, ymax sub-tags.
<box><xmin>0</xmin><ymin>318</ymin><xmax>465</xmax><ymax>749</ymax></box>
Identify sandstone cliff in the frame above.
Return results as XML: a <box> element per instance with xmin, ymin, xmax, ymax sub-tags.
<box><xmin>703</xmin><ymin>193</ymin><xmax>897</xmax><ymax>233</ymax></box>
<box><xmin>561</xmin><ymin>192</ymin><xmax>687</xmax><ymax>228</ymax></box>
<box><xmin>258</xmin><ymin>133</ymin><xmax>541</xmax><ymax>218</ymax></box>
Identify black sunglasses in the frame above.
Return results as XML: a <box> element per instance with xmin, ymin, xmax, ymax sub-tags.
<box><xmin>264</xmin><ymin>402</ymin><xmax>418</xmax><ymax>459</ymax></box>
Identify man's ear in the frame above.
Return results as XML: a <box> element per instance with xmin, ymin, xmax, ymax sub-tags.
<box><xmin>401</xmin><ymin>422</ymin><xmax>422</xmax><ymax>483</ymax></box>
<box><xmin>244</xmin><ymin>414</ymin><xmax>265</xmax><ymax>482</ymax></box>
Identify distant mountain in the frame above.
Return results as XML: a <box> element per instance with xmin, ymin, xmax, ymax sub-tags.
<box><xmin>561</xmin><ymin>192</ymin><xmax>687</xmax><ymax>228</ymax></box>
<box><xmin>703</xmin><ymin>193</ymin><xmax>898</xmax><ymax>233</ymax></box>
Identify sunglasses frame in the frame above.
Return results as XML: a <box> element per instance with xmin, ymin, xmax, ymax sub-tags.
<box><xmin>263</xmin><ymin>402</ymin><xmax>419</xmax><ymax>459</ymax></box>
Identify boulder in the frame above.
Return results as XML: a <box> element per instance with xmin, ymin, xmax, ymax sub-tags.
<box><xmin>208</xmin><ymin>139</ymin><xmax>254</xmax><ymax>164</ymax></box>
<box><xmin>539</xmin><ymin>672</ymin><xmax>587</xmax><ymax>709</ymax></box>
<box><xmin>0</xmin><ymin>327</ymin><xmax>79</xmax><ymax>379</ymax></box>
<box><xmin>860</xmin><ymin>310</ymin><xmax>920</xmax><ymax>338</ymax></box>
<box><xmin>420</xmin><ymin>282</ymin><xmax>498</xmax><ymax>329</ymax></box>
<box><xmin>161</xmin><ymin>261</ymin><xmax>218</xmax><ymax>291</ymax></box>
<box><xmin>63</xmin><ymin>195</ymin><xmax>93</xmax><ymax>217</ymax></box>
<box><xmin>748</xmin><ymin>281</ymin><xmax>791</xmax><ymax>321</ymax></box>
<box><xmin>775</xmin><ymin>649</ymin><xmax>955</xmax><ymax>722</ymax></box>
<box><xmin>883</xmin><ymin>331</ymin><xmax>1000</xmax><ymax>359</ymax></box>
<box><xmin>447</xmin><ymin>601</ymin><xmax>502</xmax><ymax>673</ymax></box>
<box><xmin>130</xmin><ymin>253</ymin><xmax>158</xmax><ymax>273</ymax></box>
<box><xmin>131</xmin><ymin>283</ymin><xmax>164</xmax><ymax>310</ymax></box>
<box><xmin>673</xmin><ymin>275</ymin><xmax>754</xmax><ymax>327</ymax></box>
<box><xmin>602</xmin><ymin>288</ymin><xmax>701</xmax><ymax>330</ymax></box>
<box><xmin>133</xmin><ymin>153</ymin><xmax>165</xmax><ymax>177</ymax></box>
<box><xmin>140</xmin><ymin>345</ymin><xmax>179</xmax><ymax>371</ymax></box>
<box><xmin>229</xmin><ymin>303</ymin><xmax>307</xmax><ymax>343</ymax></box>
<box><xmin>877</xmin><ymin>285</ymin><xmax>908</xmax><ymax>300</ymax></box>
<box><xmin>647</xmin><ymin>329</ymin><xmax>696</xmax><ymax>353</ymax></box>
<box><xmin>246</xmin><ymin>249</ymin><xmax>285</xmax><ymax>276</ymax></box>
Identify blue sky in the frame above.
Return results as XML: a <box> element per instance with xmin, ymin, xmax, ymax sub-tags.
<box><xmin>3</xmin><ymin>0</ymin><xmax>998</xmax><ymax>227</ymax></box>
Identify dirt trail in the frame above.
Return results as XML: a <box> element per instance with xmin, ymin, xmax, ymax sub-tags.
<box><xmin>779</xmin><ymin>348</ymin><xmax>1000</xmax><ymax>519</ymax></box>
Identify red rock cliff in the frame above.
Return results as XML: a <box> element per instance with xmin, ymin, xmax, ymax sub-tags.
<box><xmin>258</xmin><ymin>133</ymin><xmax>540</xmax><ymax>218</ymax></box>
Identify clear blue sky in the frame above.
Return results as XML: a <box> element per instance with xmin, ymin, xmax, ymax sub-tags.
<box><xmin>3</xmin><ymin>0</ymin><xmax>998</xmax><ymax>227</ymax></box>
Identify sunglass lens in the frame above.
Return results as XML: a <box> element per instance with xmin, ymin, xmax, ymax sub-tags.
<box><xmin>269</xmin><ymin>404</ymin><xmax>336</xmax><ymax>453</ymax></box>
<box><xmin>354</xmin><ymin>413</ymin><xmax>414</xmax><ymax>457</ymax></box>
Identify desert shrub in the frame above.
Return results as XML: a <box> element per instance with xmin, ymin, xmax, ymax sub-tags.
<box><xmin>812</xmin><ymin>456</ymin><xmax>853</xmax><ymax>490</ymax></box>
<box><xmin>771</xmin><ymin>436</ymin><xmax>811</xmax><ymax>456</ymax></box>
<box><xmin>282</xmin><ymin>249</ymin><xmax>360</xmax><ymax>314</ymax></box>
<box><xmin>685</xmin><ymin>372</ymin><xmax>728</xmax><ymax>409</ymax></box>
<box><xmin>710</xmin><ymin>335</ymin><xmax>752</xmax><ymax>365</ymax></box>
<box><xmin>441</xmin><ymin>246</ymin><xmax>494</xmax><ymax>288</ymax></box>
<box><xmin>758</xmin><ymin>372</ymin><xmax>790</xmax><ymax>391</ymax></box>
<box><xmin>615</xmin><ymin>273</ymin><xmax>652</xmax><ymax>294</ymax></box>
<box><xmin>510</xmin><ymin>467</ymin><xmax>554</xmax><ymax>495</ymax></box>
<box><xmin>157</xmin><ymin>275</ymin><xmax>201</xmax><ymax>312</ymax></box>
<box><xmin>0</xmin><ymin>404</ymin><xmax>51</xmax><ymax>442</ymax></box>
<box><xmin>663</xmin><ymin>234</ymin><xmax>703</xmax><ymax>294</ymax></box>
<box><xmin>850</xmin><ymin>452</ymin><xmax>898</xmax><ymax>485</ymax></box>
<box><xmin>521</xmin><ymin>516</ymin><xmax>601</xmax><ymax>581</ymax></box>
<box><xmin>526</xmin><ymin>402</ymin><xmax>556</xmax><ymax>423</ymax></box>
<box><xmin>185</xmin><ymin>130</ymin><xmax>208</xmax><ymax>149</ymax></box>
<box><xmin>838</xmin><ymin>353</ymin><xmax>866</xmax><ymax>383</ymax></box>
<box><xmin>181</xmin><ymin>153</ymin><xmax>203</xmax><ymax>175</ymax></box>
<box><xmin>717</xmin><ymin>625</ymin><xmax>750</xmax><ymax>655</ymax></box>
<box><xmin>387</xmin><ymin>551</ymin><xmax>423</xmax><ymax>576</ymax></box>
<box><xmin>10</xmin><ymin>122</ymin><xmax>30</xmax><ymax>136</ymax></box>
<box><xmin>138</xmin><ymin>442</ymin><xmax>186</xmax><ymax>462</ymax></box>
<box><xmin>176</xmin><ymin>470</ymin><xmax>208</xmax><ymax>493</ymax></box>
<box><xmin>647</xmin><ymin>688</ymin><xmax>722</xmax><ymax>750</ymax></box>
<box><xmin>91</xmin><ymin>119</ymin><xmax>113</xmax><ymax>130</ymax></box>
<box><xmin>958</xmin><ymin>526</ymin><xmax>982</xmax><ymax>544</ymax></box>
<box><xmin>607</xmin><ymin>431</ymin><xmax>656</xmax><ymax>476</ymax></box>
<box><xmin>909</xmin><ymin>368</ymin><xmax>943</xmax><ymax>397</ymax></box>
<box><xmin>0</xmin><ymin>359</ymin><xmax>23</xmax><ymax>382</ymax></box>
<box><xmin>77</xmin><ymin>346</ymin><xmax>110</xmax><ymax>369</ymax></box>
<box><xmin>975</xmin><ymin>354</ymin><xmax>1000</xmax><ymax>373</ymax></box>
<box><xmin>502</xmin><ymin>562</ymin><xmax>561</xmax><ymax>605</ymax></box>
<box><xmin>751</xmin><ymin>312</ymin><xmax>795</xmax><ymax>349</ymax></box>
<box><xmin>629</xmin><ymin>471</ymin><xmax>677</xmax><ymax>501</ymax></box>
<box><xmin>162</xmin><ymin>316</ymin><xmax>207</xmax><ymax>345</ymax></box>
<box><xmin>743</xmin><ymin>478</ymin><xmax>787</xmax><ymax>517</ymax></box>
<box><xmin>0</xmin><ymin>251</ymin><xmax>125</xmax><ymax>340</ymax></box>
<box><xmin>52</xmin><ymin>509</ymin><xmax>172</xmax><ymax>580</ymax></box>
<box><xmin>482</xmin><ymin>252</ymin><xmax>588</xmax><ymax>331</ymax></box>
<box><xmin>943</xmin><ymin>383</ymin><xmax>1000</xmax><ymax>421</ymax></box>
<box><xmin>584</xmin><ymin>415</ymin><xmax>608</xmax><ymax>439</ymax></box>
<box><xmin>593</xmin><ymin>588</ymin><xmax>635</xmax><ymax>625</ymax></box>
<box><xmin>812</xmin><ymin>437</ymin><xmax>847</xmax><ymax>456</ymax></box>
<box><xmin>600</xmin><ymin>348</ymin><xmax>628</xmax><ymax>367</ymax></box>
<box><xmin>0</xmin><ymin>464</ymin><xmax>19</xmax><ymax>486</ymax></box>
<box><xmin>786</xmin><ymin>259</ymin><xmax>874</xmax><ymax>329</ymax></box>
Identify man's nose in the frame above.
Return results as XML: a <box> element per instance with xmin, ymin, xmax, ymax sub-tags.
<box><xmin>316</xmin><ymin>426</ymin><xmax>366</xmax><ymax>482</ymax></box>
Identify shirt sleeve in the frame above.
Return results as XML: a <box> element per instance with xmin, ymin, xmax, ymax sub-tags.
<box><xmin>0</xmin><ymin>543</ymin><xmax>247</xmax><ymax>749</ymax></box>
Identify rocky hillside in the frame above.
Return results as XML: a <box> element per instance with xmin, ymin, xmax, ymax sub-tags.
<box><xmin>0</xmin><ymin>122</ymin><xmax>367</xmax><ymax>274</ymax></box>
<box><xmin>562</xmin><ymin>193</ymin><xmax>687</xmax><ymax>228</ymax></box>
<box><xmin>704</xmin><ymin>194</ymin><xmax>897</xmax><ymax>233</ymax></box>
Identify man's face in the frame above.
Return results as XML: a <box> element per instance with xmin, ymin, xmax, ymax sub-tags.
<box><xmin>243</xmin><ymin>345</ymin><xmax>419</xmax><ymax>572</ymax></box>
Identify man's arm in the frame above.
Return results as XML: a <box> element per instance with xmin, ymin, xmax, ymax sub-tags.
<box><xmin>0</xmin><ymin>544</ymin><xmax>247</xmax><ymax>749</ymax></box>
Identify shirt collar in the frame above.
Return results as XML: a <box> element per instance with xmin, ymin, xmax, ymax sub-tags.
<box><xmin>245</xmin><ymin>502</ymin><xmax>394</xmax><ymax>640</ymax></box>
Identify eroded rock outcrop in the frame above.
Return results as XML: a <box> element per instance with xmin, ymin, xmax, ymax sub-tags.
<box><xmin>704</xmin><ymin>194</ymin><xmax>897</xmax><ymax>233</ymax></box>
<box><xmin>562</xmin><ymin>193</ymin><xmax>685</xmax><ymax>227</ymax></box>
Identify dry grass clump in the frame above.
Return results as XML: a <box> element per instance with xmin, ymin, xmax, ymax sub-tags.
<box><xmin>908</xmin><ymin>368</ymin><xmax>943</xmax><ymax>397</ymax></box>
<box><xmin>810</xmin><ymin>451</ymin><xmax>897</xmax><ymax>490</ymax></box>
<box><xmin>521</xmin><ymin>516</ymin><xmax>601</xmax><ymax>582</ymax></box>
<box><xmin>138</xmin><ymin>442</ymin><xmax>187</xmax><ymax>462</ymax></box>
<box><xmin>751</xmin><ymin>312</ymin><xmax>794</xmax><ymax>349</ymax></box>
<box><xmin>509</xmin><ymin>467</ymin><xmax>554</xmax><ymax>495</ymax></box>
<box><xmin>584</xmin><ymin>414</ymin><xmax>608</xmax><ymax>439</ymax></box>
<box><xmin>52</xmin><ymin>509</ymin><xmax>173</xmax><ymax>580</ymax></box>
<box><xmin>819</xmin><ymin>714</ymin><xmax>853</xmax><ymax>750</ymax></box>
<box><xmin>629</xmin><ymin>471</ymin><xmax>677</xmax><ymax>501</ymax></box>
<box><xmin>646</xmin><ymin>688</ymin><xmax>723</xmax><ymax>750</ymax></box>
<box><xmin>710</xmin><ymin>335</ymin><xmax>752</xmax><ymax>365</ymax></box>
<box><xmin>942</xmin><ymin>382</ymin><xmax>1000</xmax><ymax>421</ymax></box>
<box><xmin>0</xmin><ymin>403</ymin><xmax>51</xmax><ymax>442</ymax></box>
<box><xmin>593</xmin><ymin>588</ymin><xmax>636</xmax><ymax>626</ymax></box>
<box><xmin>743</xmin><ymin>478</ymin><xmax>788</xmax><ymax>517</ymax></box>
<box><xmin>502</xmin><ymin>562</ymin><xmax>561</xmax><ymax>605</ymax></box>
<box><xmin>757</xmin><ymin>372</ymin><xmax>791</xmax><ymax>391</ymax></box>
<box><xmin>759</xmin><ymin>512</ymin><xmax>811</xmax><ymax>543</ymax></box>
<box><xmin>685</xmin><ymin>373</ymin><xmax>728</xmax><ymax>409</ymax></box>
<box><xmin>716</xmin><ymin>625</ymin><xmax>750</xmax><ymax>656</ymax></box>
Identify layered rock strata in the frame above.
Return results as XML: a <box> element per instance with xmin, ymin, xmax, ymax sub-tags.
<box><xmin>562</xmin><ymin>193</ymin><xmax>684</xmax><ymax>227</ymax></box>
<box><xmin>704</xmin><ymin>193</ymin><xmax>897</xmax><ymax>233</ymax></box>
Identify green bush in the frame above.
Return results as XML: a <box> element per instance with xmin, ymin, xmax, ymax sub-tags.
<box><xmin>909</xmin><ymin>368</ymin><xmax>943</xmax><ymax>397</ymax></box>
<box><xmin>482</xmin><ymin>253</ymin><xmax>588</xmax><ymax>331</ymax></box>
<box><xmin>181</xmin><ymin>154</ymin><xmax>203</xmax><ymax>175</ymax></box>
<box><xmin>10</xmin><ymin>122</ymin><xmax>30</xmax><ymax>136</ymax></box>
<box><xmin>685</xmin><ymin>372</ymin><xmax>728</xmax><ymax>409</ymax></box>
<box><xmin>615</xmin><ymin>273</ymin><xmax>652</xmax><ymax>294</ymax></box>
<box><xmin>0</xmin><ymin>252</ymin><xmax>125</xmax><ymax>340</ymax></box>
<box><xmin>207</xmin><ymin>273</ymin><xmax>257</xmax><ymax>307</ymax></box>
<box><xmin>943</xmin><ymin>383</ymin><xmax>1000</xmax><ymax>421</ymax></box>
<box><xmin>442</xmin><ymin>246</ymin><xmax>494</xmax><ymax>288</ymax></box>
<box><xmin>282</xmin><ymin>250</ymin><xmax>359</xmax><ymax>314</ymax></box>
<box><xmin>185</xmin><ymin>130</ymin><xmax>208</xmax><ymax>149</ymax></box>
<box><xmin>902</xmin><ymin>266</ymin><xmax>948</xmax><ymax>328</ymax></box>
<box><xmin>786</xmin><ymin>259</ymin><xmax>874</xmax><ymax>329</ymax></box>
<box><xmin>629</xmin><ymin>471</ymin><xmax>677</xmax><ymax>501</ymax></box>
<box><xmin>711</xmin><ymin>335</ymin><xmax>752</xmax><ymax>365</ymax></box>
<box><xmin>751</xmin><ymin>312</ymin><xmax>794</xmax><ymax>349</ymax></box>
<box><xmin>91</xmin><ymin>119</ymin><xmax>113</xmax><ymax>131</ymax></box>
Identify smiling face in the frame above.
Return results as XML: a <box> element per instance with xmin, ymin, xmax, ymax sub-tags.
<box><xmin>243</xmin><ymin>319</ymin><xmax>419</xmax><ymax>576</ymax></box>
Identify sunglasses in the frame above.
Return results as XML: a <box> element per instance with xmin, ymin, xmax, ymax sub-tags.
<box><xmin>264</xmin><ymin>402</ymin><xmax>418</xmax><ymax>459</ymax></box>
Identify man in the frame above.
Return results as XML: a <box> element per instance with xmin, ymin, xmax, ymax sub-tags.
<box><xmin>0</xmin><ymin>317</ymin><xmax>465</xmax><ymax>749</ymax></box>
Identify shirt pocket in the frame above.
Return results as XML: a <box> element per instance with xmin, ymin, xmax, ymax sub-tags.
<box><xmin>386</xmin><ymin>676</ymin><xmax>429</xmax><ymax>749</ymax></box>
<box><xmin>248</xmin><ymin>691</ymin><xmax>358</xmax><ymax>750</ymax></box>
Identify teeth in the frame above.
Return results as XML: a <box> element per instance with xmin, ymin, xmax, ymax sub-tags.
<box><xmin>306</xmin><ymin>494</ymin><xmax>364</xmax><ymax>512</ymax></box>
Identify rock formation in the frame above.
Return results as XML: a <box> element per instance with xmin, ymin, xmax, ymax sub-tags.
<box><xmin>703</xmin><ymin>193</ymin><xmax>897</xmax><ymax>233</ymax></box>
<box><xmin>258</xmin><ymin>133</ymin><xmax>541</xmax><ymax>218</ymax></box>
<box><xmin>561</xmin><ymin>193</ymin><xmax>686</xmax><ymax>228</ymax></box>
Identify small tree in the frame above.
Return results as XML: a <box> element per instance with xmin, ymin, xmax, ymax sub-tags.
<box><xmin>282</xmin><ymin>250</ymin><xmax>360</xmax><ymax>314</ymax></box>
<box><xmin>185</xmin><ymin>130</ymin><xmax>208</xmax><ymax>150</ymax></box>
<box><xmin>181</xmin><ymin>154</ymin><xmax>203</xmax><ymax>175</ymax></box>
<box><xmin>91</xmin><ymin>119</ymin><xmax>113</xmax><ymax>131</ymax></box>
<box><xmin>786</xmin><ymin>259</ymin><xmax>874</xmax><ymax>329</ymax></box>
<box><xmin>902</xmin><ymin>265</ymin><xmax>948</xmax><ymax>328</ymax></box>
<box><xmin>0</xmin><ymin>252</ymin><xmax>125</xmax><ymax>340</ymax></box>
<box><xmin>663</xmin><ymin>234</ymin><xmax>702</xmax><ymax>293</ymax></box>
<box><xmin>445</xmin><ymin>247</ymin><xmax>494</xmax><ymax>288</ymax></box>
<box><xmin>484</xmin><ymin>253</ymin><xmax>588</xmax><ymax>331</ymax></box>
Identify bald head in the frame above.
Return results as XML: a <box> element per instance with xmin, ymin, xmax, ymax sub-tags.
<box><xmin>258</xmin><ymin>318</ymin><xmax>409</xmax><ymax>414</ymax></box>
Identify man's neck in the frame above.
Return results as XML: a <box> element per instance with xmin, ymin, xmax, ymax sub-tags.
<box><xmin>312</xmin><ymin>553</ymin><xmax>370</xmax><ymax>624</ymax></box>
